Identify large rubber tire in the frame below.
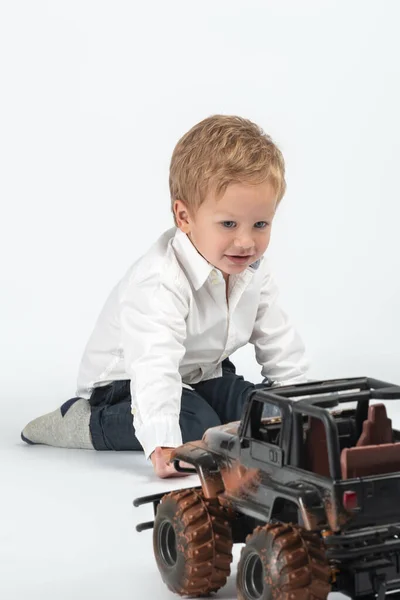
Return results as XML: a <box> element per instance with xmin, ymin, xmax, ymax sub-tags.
<box><xmin>153</xmin><ymin>488</ymin><xmax>233</xmax><ymax>596</ymax></box>
<box><xmin>237</xmin><ymin>522</ymin><xmax>331</xmax><ymax>600</ymax></box>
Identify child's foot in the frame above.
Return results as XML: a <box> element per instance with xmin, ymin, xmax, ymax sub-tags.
<box><xmin>21</xmin><ymin>398</ymin><xmax>94</xmax><ymax>449</ymax></box>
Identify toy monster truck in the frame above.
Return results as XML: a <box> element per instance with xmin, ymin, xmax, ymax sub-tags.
<box><xmin>134</xmin><ymin>377</ymin><xmax>400</xmax><ymax>600</ymax></box>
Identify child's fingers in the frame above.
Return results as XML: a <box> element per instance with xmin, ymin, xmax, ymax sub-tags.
<box><xmin>152</xmin><ymin>447</ymin><xmax>191</xmax><ymax>479</ymax></box>
<box><xmin>155</xmin><ymin>461</ymin><xmax>187</xmax><ymax>478</ymax></box>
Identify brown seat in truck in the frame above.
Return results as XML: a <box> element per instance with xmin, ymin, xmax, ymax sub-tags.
<box><xmin>305</xmin><ymin>417</ymin><xmax>330</xmax><ymax>477</ymax></box>
<box><xmin>341</xmin><ymin>443</ymin><xmax>400</xmax><ymax>479</ymax></box>
<box><xmin>356</xmin><ymin>403</ymin><xmax>392</xmax><ymax>447</ymax></box>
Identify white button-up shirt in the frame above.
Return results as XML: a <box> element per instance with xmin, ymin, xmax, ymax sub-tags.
<box><xmin>76</xmin><ymin>227</ymin><xmax>308</xmax><ymax>457</ymax></box>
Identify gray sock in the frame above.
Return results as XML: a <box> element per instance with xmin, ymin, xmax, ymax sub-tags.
<box><xmin>21</xmin><ymin>398</ymin><xmax>94</xmax><ymax>449</ymax></box>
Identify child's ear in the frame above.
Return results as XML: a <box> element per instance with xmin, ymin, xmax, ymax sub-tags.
<box><xmin>174</xmin><ymin>200</ymin><xmax>192</xmax><ymax>233</ymax></box>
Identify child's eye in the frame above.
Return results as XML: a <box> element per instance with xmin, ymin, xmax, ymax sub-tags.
<box><xmin>254</xmin><ymin>221</ymin><xmax>269</xmax><ymax>229</ymax></box>
<box><xmin>221</xmin><ymin>221</ymin><xmax>236</xmax><ymax>228</ymax></box>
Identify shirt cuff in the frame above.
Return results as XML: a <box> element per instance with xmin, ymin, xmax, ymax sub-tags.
<box><xmin>269</xmin><ymin>374</ymin><xmax>309</xmax><ymax>387</ymax></box>
<box><xmin>134</xmin><ymin>415</ymin><xmax>183</xmax><ymax>459</ymax></box>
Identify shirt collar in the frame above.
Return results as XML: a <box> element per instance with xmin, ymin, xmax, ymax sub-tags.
<box><xmin>172</xmin><ymin>228</ymin><xmax>214</xmax><ymax>290</ymax></box>
<box><xmin>172</xmin><ymin>227</ymin><xmax>263</xmax><ymax>290</ymax></box>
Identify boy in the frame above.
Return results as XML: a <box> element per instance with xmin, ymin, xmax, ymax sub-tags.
<box><xmin>21</xmin><ymin>115</ymin><xmax>308</xmax><ymax>478</ymax></box>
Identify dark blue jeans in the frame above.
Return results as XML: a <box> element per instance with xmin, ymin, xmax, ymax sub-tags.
<box><xmin>88</xmin><ymin>360</ymin><xmax>274</xmax><ymax>451</ymax></box>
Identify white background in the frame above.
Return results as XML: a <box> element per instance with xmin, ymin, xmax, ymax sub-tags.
<box><xmin>1</xmin><ymin>1</ymin><xmax>399</xmax><ymax>599</ymax></box>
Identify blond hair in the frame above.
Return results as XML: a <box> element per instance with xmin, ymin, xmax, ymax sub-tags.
<box><xmin>169</xmin><ymin>115</ymin><xmax>286</xmax><ymax>224</ymax></box>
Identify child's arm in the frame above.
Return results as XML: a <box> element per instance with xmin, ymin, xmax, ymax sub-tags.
<box><xmin>119</xmin><ymin>268</ymin><xmax>189</xmax><ymax>469</ymax></box>
<box><xmin>249</xmin><ymin>262</ymin><xmax>309</xmax><ymax>385</ymax></box>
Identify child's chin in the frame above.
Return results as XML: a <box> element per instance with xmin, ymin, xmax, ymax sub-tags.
<box><xmin>225</xmin><ymin>263</ymin><xmax>248</xmax><ymax>273</ymax></box>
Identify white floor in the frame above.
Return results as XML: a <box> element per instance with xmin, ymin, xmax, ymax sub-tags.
<box><xmin>8</xmin><ymin>404</ymin><xmax>400</xmax><ymax>600</ymax></box>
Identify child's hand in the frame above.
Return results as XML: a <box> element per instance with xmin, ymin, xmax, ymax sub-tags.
<box><xmin>150</xmin><ymin>447</ymin><xmax>193</xmax><ymax>479</ymax></box>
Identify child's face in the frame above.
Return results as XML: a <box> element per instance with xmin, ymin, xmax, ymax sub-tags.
<box><xmin>175</xmin><ymin>180</ymin><xmax>278</xmax><ymax>279</ymax></box>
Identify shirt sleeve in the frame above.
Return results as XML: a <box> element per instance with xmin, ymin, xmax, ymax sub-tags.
<box><xmin>249</xmin><ymin>264</ymin><xmax>309</xmax><ymax>385</ymax></box>
<box><xmin>119</xmin><ymin>270</ymin><xmax>188</xmax><ymax>459</ymax></box>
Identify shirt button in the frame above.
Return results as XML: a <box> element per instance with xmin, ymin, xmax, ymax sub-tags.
<box><xmin>210</xmin><ymin>269</ymin><xmax>220</xmax><ymax>284</ymax></box>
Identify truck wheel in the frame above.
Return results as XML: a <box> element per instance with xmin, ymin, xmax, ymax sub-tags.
<box><xmin>237</xmin><ymin>522</ymin><xmax>331</xmax><ymax>600</ymax></box>
<box><xmin>153</xmin><ymin>488</ymin><xmax>233</xmax><ymax>596</ymax></box>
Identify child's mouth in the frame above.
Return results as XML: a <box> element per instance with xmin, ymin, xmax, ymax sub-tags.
<box><xmin>225</xmin><ymin>255</ymin><xmax>253</xmax><ymax>265</ymax></box>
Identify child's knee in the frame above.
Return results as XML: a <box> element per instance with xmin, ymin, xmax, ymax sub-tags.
<box><xmin>198</xmin><ymin>409</ymin><xmax>221</xmax><ymax>433</ymax></box>
<box><xmin>180</xmin><ymin>405</ymin><xmax>221</xmax><ymax>443</ymax></box>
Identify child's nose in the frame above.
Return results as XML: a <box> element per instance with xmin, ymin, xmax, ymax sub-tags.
<box><xmin>233</xmin><ymin>235</ymin><xmax>254</xmax><ymax>251</ymax></box>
